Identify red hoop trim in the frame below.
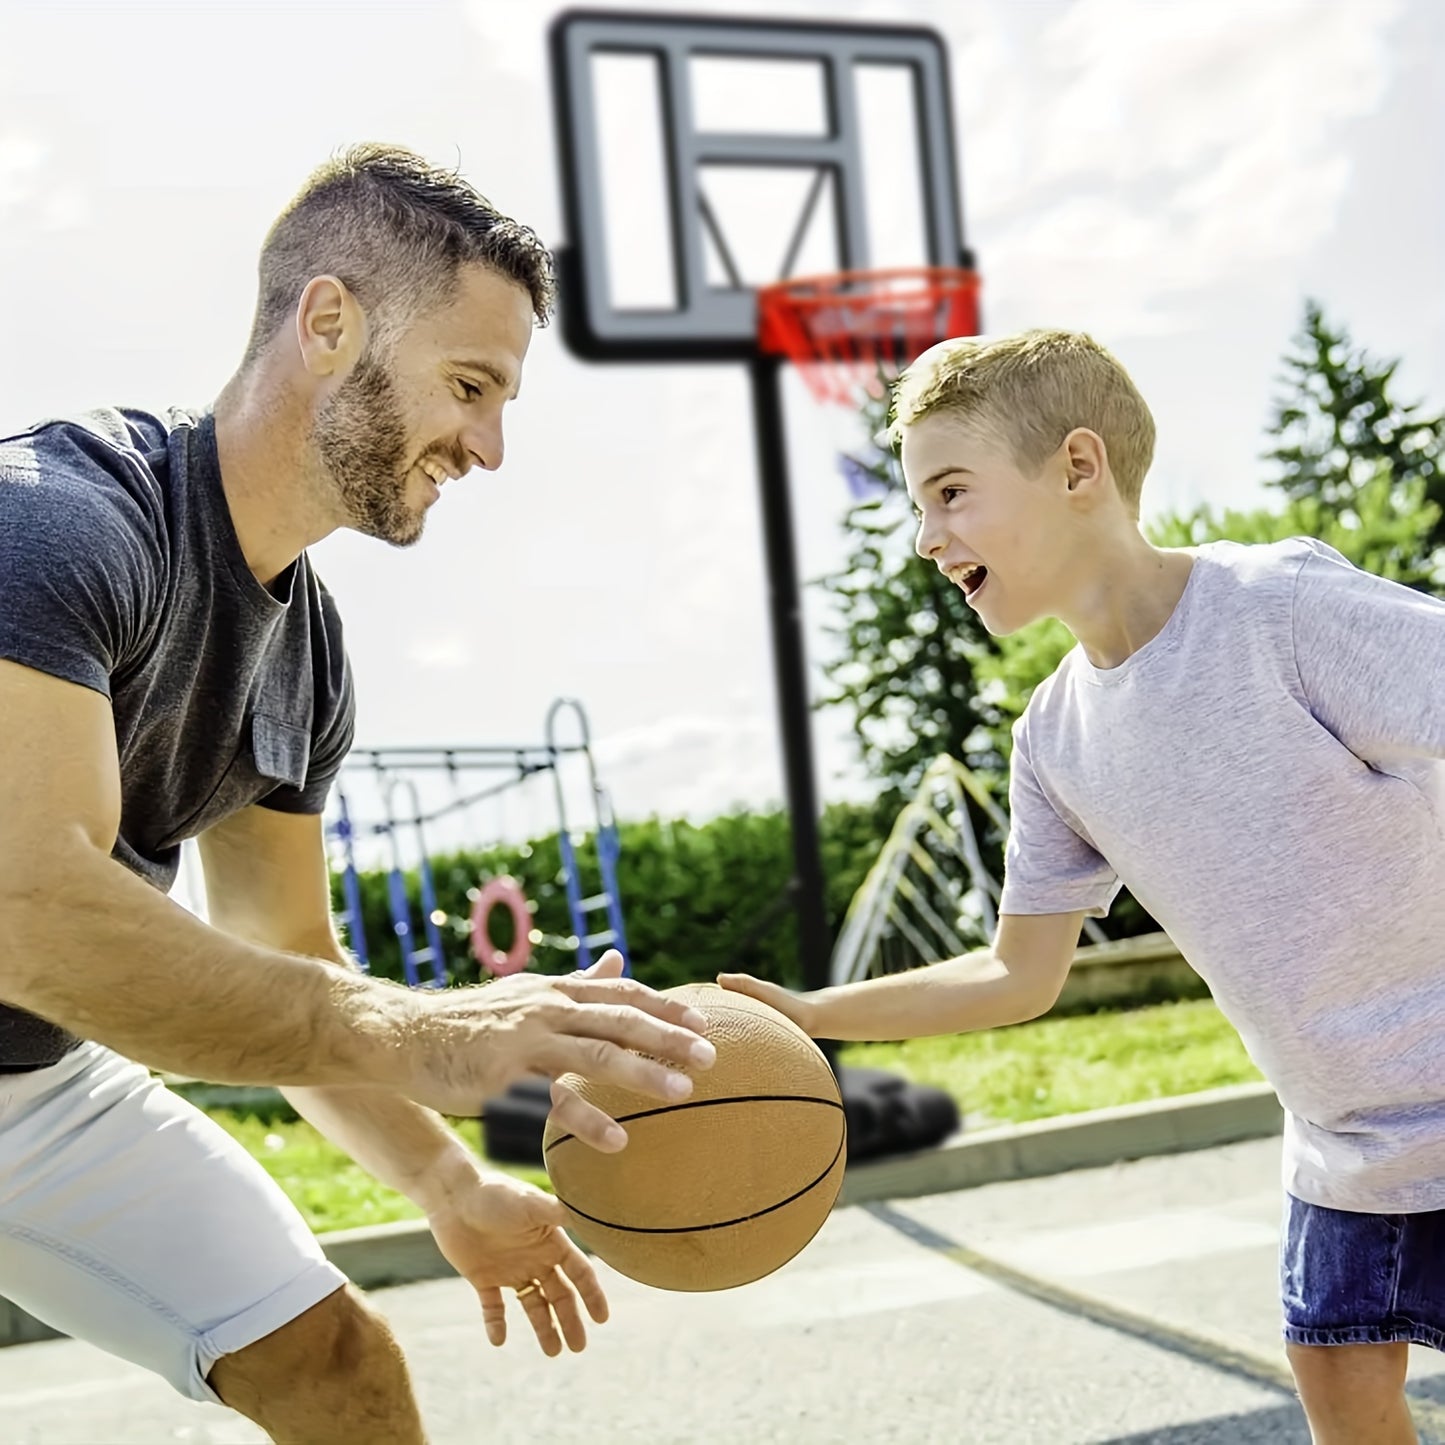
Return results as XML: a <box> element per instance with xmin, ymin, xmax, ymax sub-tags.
<box><xmin>470</xmin><ymin>875</ymin><xmax>534</xmax><ymax>977</ymax></box>
<box><xmin>757</xmin><ymin>265</ymin><xmax>982</xmax><ymax>407</ymax></box>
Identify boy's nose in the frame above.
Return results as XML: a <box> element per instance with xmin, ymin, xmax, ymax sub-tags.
<box><xmin>914</xmin><ymin>519</ymin><xmax>942</xmax><ymax>561</ymax></box>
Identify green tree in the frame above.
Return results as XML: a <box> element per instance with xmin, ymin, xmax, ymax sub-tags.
<box><xmin>1154</xmin><ymin>470</ymin><xmax>1440</xmax><ymax>584</ymax></box>
<box><xmin>1266</xmin><ymin>300</ymin><xmax>1445</xmax><ymax>567</ymax></box>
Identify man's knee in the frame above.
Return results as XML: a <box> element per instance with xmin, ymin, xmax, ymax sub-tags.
<box><xmin>210</xmin><ymin>1285</ymin><xmax>422</xmax><ymax>1444</ymax></box>
<box><xmin>307</xmin><ymin>1285</ymin><xmax>406</xmax><ymax>1386</ymax></box>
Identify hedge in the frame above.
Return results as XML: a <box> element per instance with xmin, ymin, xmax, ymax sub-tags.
<box><xmin>331</xmin><ymin>800</ymin><xmax>895</xmax><ymax>993</ymax></box>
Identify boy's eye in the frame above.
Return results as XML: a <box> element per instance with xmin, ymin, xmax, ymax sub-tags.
<box><xmin>942</xmin><ymin>486</ymin><xmax>965</xmax><ymax>503</ymax></box>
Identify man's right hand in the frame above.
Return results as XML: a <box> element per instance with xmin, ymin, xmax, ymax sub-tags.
<box><xmin>397</xmin><ymin>951</ymin><xmax>716</xmax><ymax>1151</ymax></box>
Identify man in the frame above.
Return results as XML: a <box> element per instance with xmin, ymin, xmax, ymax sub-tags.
<box><xmin>0</xmin><ymin>144</ymin><xmax>715</xmax><ymax>1444</ymax></box>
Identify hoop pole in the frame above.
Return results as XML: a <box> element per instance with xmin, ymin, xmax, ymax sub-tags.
<box><xmin>747</xmin><ymin>355</ymin><xmax>834</xmax><ymax>1033</ymax></box>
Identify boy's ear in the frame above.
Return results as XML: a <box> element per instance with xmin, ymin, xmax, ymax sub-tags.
<box><xmin>1061</xmin><ymin>427</ymin><xmax>1109</xmax><ymax>496</ymax></box>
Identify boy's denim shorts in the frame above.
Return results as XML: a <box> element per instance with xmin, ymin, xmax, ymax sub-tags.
<box><xmin>1282</xmin><ymin>1192</ymin><xmax>1445</xmax><ymax>1350</ymax></box>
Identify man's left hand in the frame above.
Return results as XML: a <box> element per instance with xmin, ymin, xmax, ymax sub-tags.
<box><xmin>428</xmin><ymin>1173</ymin><xmax>607</xmax><ymax>1355</ymax></box>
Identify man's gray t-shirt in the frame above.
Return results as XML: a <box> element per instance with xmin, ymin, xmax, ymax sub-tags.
<box><xmin>0</xmin><ymin>408</ymin><xmax>354</xmax><ymax>1068</ymax></box>
<box><xmin>999</xmin><ymin>538</ymin><xmax>1445</xmax><ymax>1213</ymax></box>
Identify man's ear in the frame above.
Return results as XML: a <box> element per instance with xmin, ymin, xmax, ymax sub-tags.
<box><xmin>294</xmin><ymin>275</ymin><xmax>367</xmax><ymax>379</ymax></box>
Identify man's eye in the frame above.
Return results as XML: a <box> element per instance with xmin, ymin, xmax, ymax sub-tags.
<box><xmin>458</xmin><ymin>380</ymin><xmax>484</xmax><ymax>401</ymax></box>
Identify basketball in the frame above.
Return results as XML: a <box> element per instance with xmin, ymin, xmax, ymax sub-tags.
<box><xmin>541</xmin><ymin>983</ymin><xmax>846</xmax><ymax>1292</ymax></box>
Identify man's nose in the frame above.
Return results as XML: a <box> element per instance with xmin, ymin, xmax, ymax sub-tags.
<box><xmin>461</xmin><ymin>417</ymin><xmax>503</xmax><ymax>473</ymax></box>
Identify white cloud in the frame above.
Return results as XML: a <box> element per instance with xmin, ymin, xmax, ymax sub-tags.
<box><xmin>0</xmin><ymin>127</ymin><xmax>88</xmax><ymax>232</ymax></box>
<box><xmin>591</xmin><ymin>711</ymin><xmax>781</xmax><ymax>819</ymax></box>
<box><xmin>949</xmin><ymin>0</ymin><xmax>1406</xmax><ymax>335</ymax></box>
<box><xmin>0</xmin><ymin>130</ymin><xmax>43</xmax><ymax>209</ymax></box>
<box><xmin>409</xmin><ymin>635</ymin><xmax>474</xmax><ymax>672</ymax></box>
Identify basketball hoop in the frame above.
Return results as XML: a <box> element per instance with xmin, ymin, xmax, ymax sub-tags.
<box><xmin>757</xmin><ymin>266</ymin><xmax>982</xmax><ymax>409</ymax></box>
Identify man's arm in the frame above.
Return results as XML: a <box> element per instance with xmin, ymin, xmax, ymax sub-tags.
<box><xmin>0</xmin><ymin>660</ymin><xmax>393</xmax><ymax>1084</ymax></box>
<box><xmin>0</xmin><ymin>660</ymin><xmax>711</xmax><ymax>1144</ymax></box>
<box><xmin>197</xmin><ymin>803</ymin><xmax>483</xmax><ymax>1212</ymax></box>
<box><xmin>719</xmin><ymin>910</ymin><xmax>1085</xmax><ymax>1039</ymax></box>
<box><xmin>199</xmin><ymin>802</ymin><xmax>634</xmax><ymax>1361</ymax></box>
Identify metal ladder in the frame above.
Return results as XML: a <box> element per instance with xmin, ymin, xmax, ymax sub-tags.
<box><xmin>379</xmin><ymin>777</ymin><xmax>449</xmax><ymax>989</ymax></box>
<box><xmin>546</xmin><ymin>698</ymin><xmax>631</xmax><ymax>973</ymax></box>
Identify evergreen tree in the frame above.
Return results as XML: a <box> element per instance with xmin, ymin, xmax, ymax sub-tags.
<box><xmin>1266</xmin><ymin>300</ymin><xmax>1445</xmax><ymax>570</ymax></box>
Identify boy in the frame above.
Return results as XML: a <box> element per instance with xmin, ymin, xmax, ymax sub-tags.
<box><xmin>721</xmin><ymin>329</ymin><xmax>1445</xmax><ymax>1445</ymax></box>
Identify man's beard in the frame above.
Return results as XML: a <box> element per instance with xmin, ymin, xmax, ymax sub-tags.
<box><xmin>312</xmin><ymin>353</ymin><xmax>423</xmax><ymax>546</ymax></box>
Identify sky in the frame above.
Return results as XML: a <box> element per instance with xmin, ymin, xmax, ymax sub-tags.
<box><xmin>1</xmin><ymin>0</ymin><xmax>1442</xmax><ymax>857</ymax></box>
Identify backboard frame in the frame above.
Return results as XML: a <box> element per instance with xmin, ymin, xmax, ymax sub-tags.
<box><xmin>549</xmin><ymin>8</ymin><xmax>971</xmax><ymax>362</ymax></box>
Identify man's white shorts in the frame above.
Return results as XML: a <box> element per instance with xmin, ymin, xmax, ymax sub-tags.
<box><xmin>0</xmin><ymin>1041</ymin><xmax>348</xmax><ymax>1401</ymax></box>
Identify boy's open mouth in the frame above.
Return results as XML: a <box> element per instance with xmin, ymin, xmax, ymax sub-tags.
<box><xmin>953</xmin><ymin>563</ymin><xmax>988</xmax><ymax>598</ymax></box>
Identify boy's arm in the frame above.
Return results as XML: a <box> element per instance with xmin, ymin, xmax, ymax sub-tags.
<box><xmin>718</xmin><ymin>910</ymin><xmax>1085</xmax><ymax>1040</ymax></box>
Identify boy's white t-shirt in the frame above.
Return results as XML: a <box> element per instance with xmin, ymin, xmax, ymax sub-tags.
<box><xmin>999</xmin><ymin>537</ymin><xmax>1445</xmax><ymax>1213</ymax></box>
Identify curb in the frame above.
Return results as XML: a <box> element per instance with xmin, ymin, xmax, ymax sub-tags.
<box><xmin>0</xmin><ymin>1081</ymin><xmax>1282</xmax><ymax>1346</ymax></box>
<box><xmin>328</xmin><ymin>1081</ymin><xmax>1284</xmax><ymax>1287</ymax></box>
<box><xmin>836</xmin><ymin>1080</ymin><xmax>1281</xmax><ymax>1207</ymax></box>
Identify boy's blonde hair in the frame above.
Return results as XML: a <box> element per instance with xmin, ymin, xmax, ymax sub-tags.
<box><xmin>889</xmin><ymin>329</ymin><xmax>1156</xmax><ymax>513</ymax></box>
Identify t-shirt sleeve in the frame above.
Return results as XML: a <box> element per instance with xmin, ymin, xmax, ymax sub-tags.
<box><xmin>1292</xmin><ymin>543</ymin><xmax>1445</xmax><ymax>763</ymax></box>
<box><xmin>998</xmin><ymin>714</ymin><xmax>1122</xmax><ymax>918</ymax></box>
<box><xmin>0</xmin><ymin>435</ymin><xmax>160</xmax><ymax>696</ymax></box>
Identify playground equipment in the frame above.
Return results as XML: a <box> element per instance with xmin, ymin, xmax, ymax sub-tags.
<box><xmin>324</xmin><ymin>698</ymin><xmax>630</xmax><ymax>985</ymax></box>
<box><xmin>831</xmin><ymin>757</ymin><xmax>1108</xmax><ymax>988</ymax></box>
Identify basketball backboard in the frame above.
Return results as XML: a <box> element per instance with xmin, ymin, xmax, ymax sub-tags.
<box><xmin>549</xmin><ymin>9</ymin><xmax>971</xmax><ymax>362</ymax></box>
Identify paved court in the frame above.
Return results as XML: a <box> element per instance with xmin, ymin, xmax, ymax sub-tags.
<box><xmin>4</xmin><ymin>1137</ymin><xmax>1445</xmax><ymax>1444</ymax></box>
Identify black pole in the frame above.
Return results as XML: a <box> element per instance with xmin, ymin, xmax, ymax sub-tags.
<box><xmin>747</xmin><ymin>356</ymin><xmax>833</xmax><ymax>1003</ymax></box>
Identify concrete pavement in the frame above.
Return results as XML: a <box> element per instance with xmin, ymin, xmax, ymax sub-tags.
<box><xmin>6</xmin><ymin>1136</ymin><xmax>1445</xmax><ymax>1444</ymax></box>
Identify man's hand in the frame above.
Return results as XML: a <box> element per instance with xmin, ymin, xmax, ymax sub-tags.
<box><xmin>715</xmin><ymin>972</ymin><xmax>820</xmax><ymax>1034</ymax></box>
<box><xmin>398</xmin><ymin>950</ymin><xmax>716</xmax><ymax>1150</ymax></box>
<box><xmin>427</xmin><ymin>1171</ymin><xmax>607</xmax><ymax>1357</ymax></box>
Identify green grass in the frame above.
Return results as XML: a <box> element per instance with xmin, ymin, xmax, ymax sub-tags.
<box><xmin>213</xmin><ymin>997</ymin><xmax>1263</xmax><ymax>1233</ymax></box>
<box><xmin>208</xmin><ymin>1112</ymin><xmax>552</xmax><ymax>1234</ymax></box>
<box><xmin>840</xmin><ymin>997</ymin><xmax>1263</xmax><ymax>1125</ymax></box>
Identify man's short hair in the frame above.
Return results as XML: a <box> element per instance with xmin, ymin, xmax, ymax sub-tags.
<box><xmin>242</xmin><ymin>144</ymin><xmax>555</xmax><ymax>365</ymax></box>
<box><xmin>890</xmin><ymin>329</ymin><xmax>1157</xmax><ymax>513</ymax></box>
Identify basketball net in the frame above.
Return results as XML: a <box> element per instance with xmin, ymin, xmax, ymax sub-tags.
<box><xmin>756</xmin><ymin>266</ymin><xmax>983</xmax><ymax>410</ymax></box>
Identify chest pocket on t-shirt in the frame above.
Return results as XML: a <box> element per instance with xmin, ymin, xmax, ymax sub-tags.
<box><xmin>252</xmin><ymin>715</ymin><xmax>310</xmax><ymax>790</ymax></box>
<box><xmin>161</xmin><ymin>712</ymin><xmax>312</xmax><ymax>846</ymax></box>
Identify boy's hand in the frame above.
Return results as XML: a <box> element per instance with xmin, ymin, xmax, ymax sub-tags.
<box><xmin>716</xmin><ymin>973</ymin><xmax>820</xmax><ymax>1035</ymax></box>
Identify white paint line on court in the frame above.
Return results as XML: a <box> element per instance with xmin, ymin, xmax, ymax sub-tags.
<box><xmin>741</xmin><ymin>1255</ymin><xmax>997</xmax><ymax>1326</ymax></box>
<box><xmin>982</xmin><ymin>1208</ymin><xmax>1280</xmax><ymax>1280</ymax></box>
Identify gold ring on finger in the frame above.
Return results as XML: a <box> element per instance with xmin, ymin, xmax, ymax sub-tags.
<box><xmin>514</xmin><ymin>1281</ymin><xmax>542</xmax><ymax>1299</ymax></box>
